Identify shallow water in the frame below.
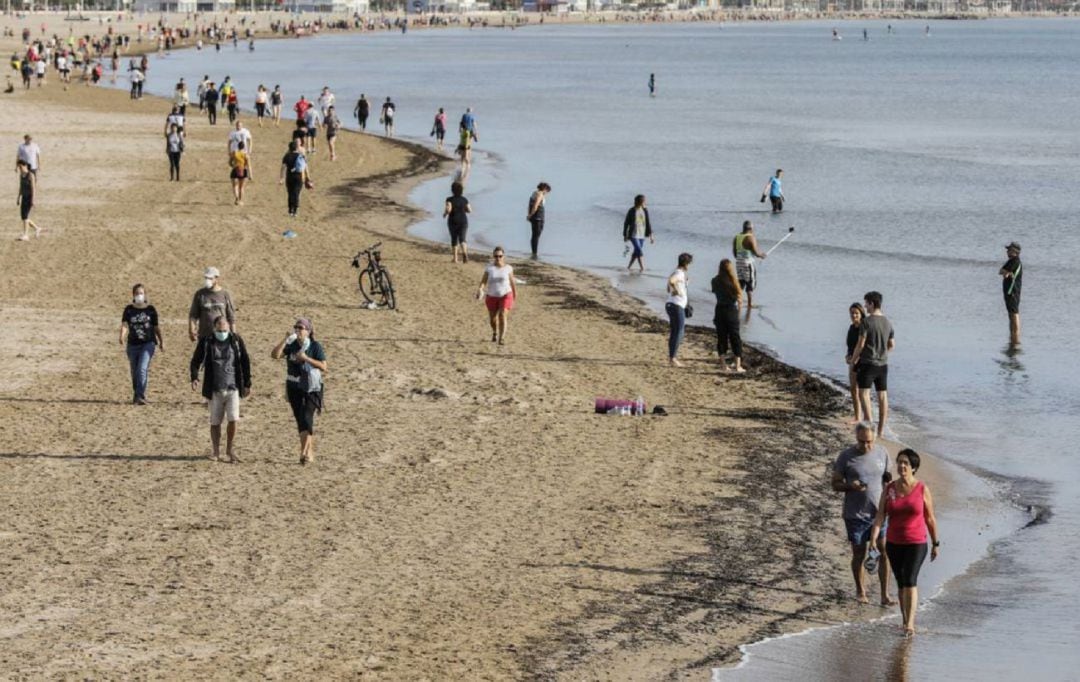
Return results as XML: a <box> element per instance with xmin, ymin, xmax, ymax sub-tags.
<box><xmin>136</xmin><ymin>18</ymin><xmax>1080</xmax><ymax>678</ymax></box>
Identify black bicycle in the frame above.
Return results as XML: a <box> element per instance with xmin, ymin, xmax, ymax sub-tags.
<box><xmin>351</xmin><ymin>242</ymin><xmax>396</xmax><ymax>310</ymax></box>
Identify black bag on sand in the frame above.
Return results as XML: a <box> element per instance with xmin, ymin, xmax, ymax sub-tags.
<box><xmin>760</xmin><ymin>194</ymin><xmax>767</xmax><ymax>203</ymax></box>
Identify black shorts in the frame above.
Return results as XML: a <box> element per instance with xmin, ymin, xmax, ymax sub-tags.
<box><xmin>770</xmin><ymin>195</ymin><xmax>783</xmax><ymax>212</ymax></box>
<box><xmin>1004</xmin><ymin>293</ymin><xmax>1021</xmax><ymax>314</ymax></box>
<box><xmin>738</xmin><ymin>278</ymin><xmax>754</xmax><ymax>293</ymax></box>
<box><xmin>230</xmin><ymin>168</ymin><xmax>249</xmax><ymax>180</ymax></box>
<box><xmin>20</xmin><ymin>202</ymin><xmax>32</xmax><ymax>221</ymax></box>
<box><xmin>255</xmin><ymin>102</ymin><xmax>267</xmax><ymax>117</ymax></box>
<box><xmin>856</xmin><ymin>363</ymin><xmax>888</xmax><ymax>391</ymax></box>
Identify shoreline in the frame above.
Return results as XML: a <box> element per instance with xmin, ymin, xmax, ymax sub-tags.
<box><xmin>2</xmin><ymin>27</ymin><xmax>1030</xmax><ymax>682</ymax></box>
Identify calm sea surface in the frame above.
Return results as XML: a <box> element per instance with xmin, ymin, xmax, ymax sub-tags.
<box><xmin>136</xmin><ymin>18</ymin><xmax>1080</xmax><ymax>678</ymax></box>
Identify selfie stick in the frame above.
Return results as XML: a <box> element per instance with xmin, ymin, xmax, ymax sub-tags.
<box><xmin>765</xmin><ymin>226</ymin><xmax>796</xmax><ymax>257</ymax></box>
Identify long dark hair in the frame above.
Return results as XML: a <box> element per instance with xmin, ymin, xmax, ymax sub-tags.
<box><xmin>713</xmin><ymin>260</ymin><xmax>741</xmax><ymax>299</ymax></box>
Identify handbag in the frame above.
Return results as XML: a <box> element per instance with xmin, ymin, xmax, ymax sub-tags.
<box><xmin>685</xmin><ymin>304</ymin><xmax>694</xmax><ymax>319</ymax></box>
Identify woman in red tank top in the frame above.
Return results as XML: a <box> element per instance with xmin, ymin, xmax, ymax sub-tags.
<box><xmin>869</xmin><ymin>448</ymin><xmax>941</xmax><ymax>636</ymax></box>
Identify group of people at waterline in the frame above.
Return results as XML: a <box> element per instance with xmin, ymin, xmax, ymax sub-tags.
<box><xmin>15</xmin><ymin>43</ymin><xmax>1028</xmax><ymax>641</ymax></box>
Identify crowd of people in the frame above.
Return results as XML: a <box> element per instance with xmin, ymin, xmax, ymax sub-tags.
<box><xmin>7</xmin><ymin>19</ymin><xmax>1030</xmax><ymax>640</ymax></box>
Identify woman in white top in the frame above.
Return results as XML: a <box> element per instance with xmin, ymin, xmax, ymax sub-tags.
<box><xmin>476</xmin><ymin>246</ymin><xmax>518</xmax><ymax>345</ymax></box>
<box><xmin>666</xmin><ymin>252</ymin><xmax>693</xmax><ymax>366</ymax></box>
<box><xmin>255</xmin><ymin>84</ymin><xmax>269</xmax><ymax>127</ymax></box>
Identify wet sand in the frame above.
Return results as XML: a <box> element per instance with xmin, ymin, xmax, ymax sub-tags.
<box><xmin>0</xmin><ymin>47</ymin><xmax>943</xmax><ymax>680</ymax></box>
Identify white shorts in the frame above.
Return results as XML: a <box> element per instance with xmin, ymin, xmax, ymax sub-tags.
<box><xmin>209</xmin><ymin>389</ymin><xmax>240</xmax><ymax>426</ymax></box>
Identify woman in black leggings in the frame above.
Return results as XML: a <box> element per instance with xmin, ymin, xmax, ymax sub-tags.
<box><xmin>279</xmin><ymin>140</ymin><xmax>309</xmax><ymax>217</ymax></box>
<box><xmin>869</xmin><ymin>449</ymin><xmax>941</xmax><ymax>636</ymax></box>
<box><xmin>711</xmin><ymin>259</ymin><xmax>744</xmax><ymax>373</ymax></box>
<box><xmin>165</xmin><ymin>124</ymin><xmax>183</xmax><ymax>181</ymax></box>
<box><xmin>270</xmin><ymin>318</ymin><xmax>327</xmax><ymax>465</ymax></box>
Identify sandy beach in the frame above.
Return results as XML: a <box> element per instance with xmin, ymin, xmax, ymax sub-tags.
<box><xmin>0</xmin><ymin>19</ymin><xmax>965</xmax><ymax>680</ymax></box>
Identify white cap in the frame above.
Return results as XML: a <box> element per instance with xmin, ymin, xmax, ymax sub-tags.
<box><xmin>204</xmin><ymin>266</ymin><xmax>221</xmax><ymax>278</ymax></box>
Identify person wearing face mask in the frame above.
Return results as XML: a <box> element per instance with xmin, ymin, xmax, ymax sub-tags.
<box><xmin>271</xmin><ymin>318</ymin><xmax>327</xmax><ymax>465</ymax></box>
<box><xmin>120</xmin><ymin>283</ymin><xmax>163</xmax><ymax>405</ymax></box>
<box><xmin>188</xmin><ymin>266</ymin><xmax>236</xmax><ymax>342</ymax></box>
<box><xmin>190</xmin><ymin>315</ymin><xmax>251</xmax><ymax>463</ymax></box>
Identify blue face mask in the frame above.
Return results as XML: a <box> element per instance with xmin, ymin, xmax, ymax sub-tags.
<box><xmin>214</xmin><ymin>330</ymin><xmax>230</xmax><ymax>342</ymax></box>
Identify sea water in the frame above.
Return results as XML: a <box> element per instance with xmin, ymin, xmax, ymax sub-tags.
<box><xmin>136</xmin><ymin>18</ymin><xmax>1080</xmax><ymax>678</ymax></box>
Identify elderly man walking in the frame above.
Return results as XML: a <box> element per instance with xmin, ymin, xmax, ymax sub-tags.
<box><xmin>190</xmin><ymin>315</ymin><xmax>251</xmax><ymax>463</ymax></box>
<box><xmin>831</xmin><ymin>423</ymin><xmax>895</xmax><ymax>606</ymax></box>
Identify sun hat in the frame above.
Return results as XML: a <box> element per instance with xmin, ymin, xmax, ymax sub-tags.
<box><xmin>204</xmin><ymin>266</ymin><xmax>221</xmax><ymax>278</ymax></box>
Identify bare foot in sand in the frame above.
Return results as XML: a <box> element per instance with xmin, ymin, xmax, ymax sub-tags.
<box><xmin>881</xmin><ymin>596</ymin><xmax>897</xmax><ymax>606</ymax></box>
<box><xmin>669</xmin><ymin>358</ymin><xmax>683</xmax><ymax>368</ymax></box>
<box><xmin>904</xmin><ymin>626</ymin><xmax>916</xmax><ymax>637</ymax></box>
<box><xmin>857</xmin><ymin>593</ymin><xmax>870</xmax><ymax>604</ymax></box>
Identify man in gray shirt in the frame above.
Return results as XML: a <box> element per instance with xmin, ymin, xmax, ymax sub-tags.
<box><xmin>188</xmin><ymin>266</ymin><xmax>236</xmax><ymax>341</ymax></box>
<box><xmin>850</xmin><ymin>290</ymin><xmax>894</xmax><ymax>438</ymax></box>
<box><xmin>831</xmin><ymin>423</ymin><xmax>894</xmax><ymax>605</ymax></box>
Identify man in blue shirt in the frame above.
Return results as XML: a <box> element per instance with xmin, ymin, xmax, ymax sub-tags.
<box><xmin>459</xmin><ymin>107</ymin><xmax>478</xmax><ymax>142</ymax></box>
<box><xmin>761</xmin><ymin>168</ymin><xmax>784</xmax><ymax>213</ymax></box>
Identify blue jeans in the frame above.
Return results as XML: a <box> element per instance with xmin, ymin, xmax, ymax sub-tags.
<box><xmin>665</xmin><ymin>302</ymin><xmax>685</xmax><ymax>360</ymax></box>
<box><xmin>630</xmin><ymin>237</ymin><xmax>645</xmax><ymax>259</ymax></box>
<box><xmin>125</xmin><ymin>342</ymin><xmax>156</xmax><ymax>401</ymax></box>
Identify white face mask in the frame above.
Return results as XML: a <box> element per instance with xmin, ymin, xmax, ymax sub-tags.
<box><xmin>301</xmin><ymin>338</ymin><xmax>311</xmax><ymax>352</ymax></box>
<box><xmin>134</xmin><ymin>293</ymin><xmax>146</xmax><ymax>304</ymax></box>
<box><xmin>204</xmin><ymin>277</ymin><xmax>215</xmax><ymax>289</ymax></box>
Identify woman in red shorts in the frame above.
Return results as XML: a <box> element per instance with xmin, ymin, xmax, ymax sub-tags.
<box><xmin>476</xmin><ymin>246</ymin><xmax>517</xmax><ymax>345</ymax></box>
<box><xmin>869</xmin><ymin>448</ymin><xmax>941</xmax><ymax>637</ymax></box>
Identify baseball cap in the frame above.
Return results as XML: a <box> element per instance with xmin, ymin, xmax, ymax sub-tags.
<box><xmin>1005</xmin><ymin>242</ymin><xmax>1021</xmax><ymax>252</ymax></box>
<box><xmin>204</xmin><ymin>266</ymin><xmax>221</xmax><ymax>278</ymax></box>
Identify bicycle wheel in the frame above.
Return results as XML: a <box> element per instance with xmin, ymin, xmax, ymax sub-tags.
<box><xmin>359</xmin><ymin>269</ymin><xmax>377</xmax><ymax>303</ymax></box>
<box><xmin>377</xmin><ymin>268</ymin><xmax>396</xmax><ymax>310</ymax></box>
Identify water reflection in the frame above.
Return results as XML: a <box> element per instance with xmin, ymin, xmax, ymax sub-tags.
<box><xmin>887</xmin><ymin>635</ymin><xmax>914</xmax><ymax>682</ymax></box>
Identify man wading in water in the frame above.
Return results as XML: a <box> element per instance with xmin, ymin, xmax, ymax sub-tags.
<box><xmin>1000</xmin><ymin>241</ymin><xmax>1022</xmax><ymax>346</ymax></box>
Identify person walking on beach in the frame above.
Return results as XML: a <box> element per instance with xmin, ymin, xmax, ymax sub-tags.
<box><xmin>14</xmin><ymin>160</ymin><xmax>42</xmax><ymax>241</ymax></box>
<box><xmin>225</xmin><ymin>88</ymin><xmax>239</xmax><ymax>123</ymax></box>
<box><xmin>325</xmin><ymin>106</ymin><xmax>341</xmax><ymax>161</ymax></box>
<box><xmin>271</xmin><ymin>318</ymin><xmax>327</xmax><ymax>466</ymax></box>
<box><xmin>380</xmin><ymin>97</ymin><xmax>395</xmax><ymax>137</ymax></box>
<box><xmin>459</xmin><ymin>107</ymin><xmax>478</xmax><ymax>140</ymax></box>
<box><xmin>850</xmin><ymin>291</ymin><xmax>894</xmax><ymax>438</ymax></box>
<box><xmin>279</xmin><ymin>140</ymin><xmax>310</xmax><ymax>218</ymax></box>
<box><xmin>622</xmin><ymin>194</ymin><xmax>655</xmax><ymax>272</ymax></box>
<box><xmin>443</xmin><ymin>180</ymin><xmax>471</xmax><ymax>263</ymax></box>
<box><xmin>845</xmin><ymin>302</ymin><xmax>867</xmax><ymax>423</ymax></box>
<box><xmin>712</xmin><ymin>259</ymin><xmax>744</xmax><ymax>373</ymax></box>
<box><xmin>254</xmin><ymin>84</ymin><xmax>269</xmax><ymax>127</ymax></box>
<box><xmin>831</xmin><ymin>422</ymin><xmax>895</xmax><ymax>606</ymax></box>
<box><xmin>733</xmin><ymin>221</ymin><xmax>767</xmax><ymax>312</ymax></box>
<box><xmin>204</xmin><ymin>81</ymin><xmax>219</xmax><ymax>125</ymax></box>
<box><xmin>197</xmin><ymin>74</ymin><xmax>209</xmax><ymax>112</ymax></box>
<box><xmin>190</xmin><ymin>315</ymin><xmax>251</xmax><ymax>463</ymax></box>
<box><xmin>294</xmin><ymin>95</ymin><xmax>311</xmax><ymax>122</ymax></box>
<box><xmin>665</xmin><ymin>252</ymin><xmax>693</xmax><ymax>367</ymax></box>
<box><xmin>270</xmin><ymin>85</ymin><xmax>283</xmax><ymax>125</ymax></box>
<box><xmin>303</xmin><ymin>105</ymin><xmax>321</xmax><ymax>154</ymax></box>
<box><xmin>165</xmin><ymin>105</ymin><xmax>185</xmax><ymax>138</ymax></box>
<box><xmin>188</xmin><ymin>267</ymin><xmax>236</xmax><ymax>342</ymax></box>
<box><xmin>228</xmin><ymin>120</ymin><xmax>253</xmax><ymax>179</ymax></box>
<box><xmin>476</xmin><ymin>246</ymin><xmax>517</xmax><ymax>345</ymax></box>
<box><xmin>120</xmin><ymin>283</ymin><xmax>163</xmax><ymax>405</ymax></box>
<box><xmin>229</xmin><ymin>141</ymin><xmax>250</xmax><ymax>205</ymax></box>
<box><xmin>165</xmin><ymin>123</ymin><xmax>183</xmax><ymax>181</ymax></box>
<box><xmin>526</xmin><ymin>182</ymin><xmax>551</xmax><ymax>258</ymax></box>
<box><xmin>432</xmin><ymin>108</ymin><xmax>447</xmax><ymax>150</ymax></box>
<box><xmin>648</xmin><ymin>73</ymin><xmax>655</xmax><ymax>97</ymax></box>
<box><xmin>354</xmin><ymin>94</ymin><xmax>369</xmax><ymax>131</ymax></box>
<box><xmin>318</xmin><ymin>86</ymin><xmax>335</xmax><ymax>118</ymax></box>
<box><xmin>457</xmin><ymin>127</ymin><xmax>474</xmax><ymax>168</ymax></box>
<box><xmin>1000</xmin><ymin>241</ymin><xmax>1022</xmax><ymax>345</ymax></box>
<box><xmin>869</xmin><ymin>448</ymin><xmax>940</xmax><ymax>636</ymax></box>
<box><xmin>761</xmin><ymin>169</ymin><xmax>784</xmax><ymax>213</ymax></box>
<box><xmin>16</xmin><ymin>134</ymin><xmax>41</xmax><ymax>176</ymax></box>
<box><xmin>174</xmin><ymin>79</ymin><xmax>189</xmax><ymax>116</ymax></box>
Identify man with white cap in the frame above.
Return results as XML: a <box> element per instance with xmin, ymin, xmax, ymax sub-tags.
<box><xmin>188</xmin><ymin>266</ymin><xmax>236</xmax><ymax>342</ymax></box>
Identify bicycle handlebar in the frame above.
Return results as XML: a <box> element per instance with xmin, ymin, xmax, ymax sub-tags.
<box><xmin>352</xmin><ymin>242</ymin><xmax>383</xmax><ymax>259</ymax></box>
